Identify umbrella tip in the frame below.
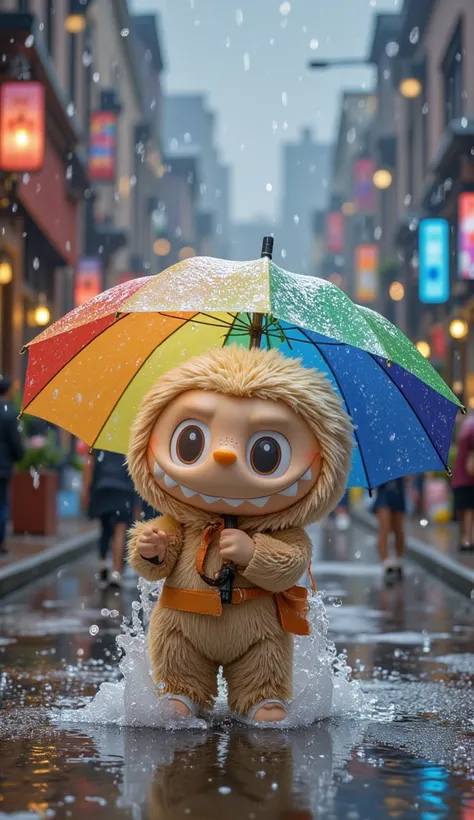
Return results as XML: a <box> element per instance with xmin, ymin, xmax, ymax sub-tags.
<box><xmin>261</xmin><ymin>236</ymin><xmax>274</xmax><ymax>260</ymax></box>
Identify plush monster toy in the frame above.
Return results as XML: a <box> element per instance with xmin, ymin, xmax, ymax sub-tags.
<box><xmin>127</xmin><ymin>345</ymin><xmax>353</xmax><ymax>723</ymax></box>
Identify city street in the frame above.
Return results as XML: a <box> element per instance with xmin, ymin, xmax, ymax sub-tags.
<box><xmin>0</xmin><ymin>522</ymin><xmax>472</xmax><ymax>819</ymax></box>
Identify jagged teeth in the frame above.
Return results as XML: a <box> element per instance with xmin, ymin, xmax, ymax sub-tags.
<box><xmin>280</xmin><ymin>481</ymin><xmax>298</xmax><ymax>497</ymax></box>
<box><xmin>153</xmin><ymin>462</ymin><xmax>165</xmax><ymax>481</ymax></box>
<box><xmin>248</xmin><ymin>496</ymin><xmax>271</xmax><ymax>507</ymax></box>
<box><xmin>200</xmin><ymin>494</ymin><xmax>220</xmax><ymax>503</ymax></box>
<box><xmin>164</xmin><ymin>473</ymin><xmax>178</xmax><ymax>488</ymax></box>
<box><xmin>221</xmin><ymin>497</ymin><xmax>245</xmax><ymax>507</ymax></box>
<box><xmin>301</xmin><ymin>468</ymin><xmax>312</xmax><ymax>481</ymax></box>
<box><xmin>181</xmin><ymin>486</ymin><xmax>197</xmax><ymax>498</ymax></box>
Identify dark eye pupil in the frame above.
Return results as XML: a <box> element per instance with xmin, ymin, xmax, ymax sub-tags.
<box><xmin>251</xmin><ymin>437</ymin><xmax>281</xmax><ymax>475</ymax></box>
<box><xmin>177</xmin><ymin>426</ymin><xmax>204</xmax><ymax>463</ymax></box>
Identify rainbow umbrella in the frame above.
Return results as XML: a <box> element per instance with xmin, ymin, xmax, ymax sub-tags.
<box><xmin>22</xmin><ymin>243</ymin><xmax>462</xmax><ymax>490</ymax></box>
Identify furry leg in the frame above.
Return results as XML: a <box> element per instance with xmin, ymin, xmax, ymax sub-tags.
<box><xmin>149</xmin><ymin>628</ymin><xmax>219</xmax><ymax>710</ymax></box>
<box><xmin>224</xmin><ymin>634</ymin><xmax>293</xmax><ymax>716</ymax></box>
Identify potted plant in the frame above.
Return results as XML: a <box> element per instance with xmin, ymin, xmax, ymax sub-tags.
<box><xmin>11</xmin><ymin>428</ymin><xmax>62</xmax><ymax>536</ymax></box>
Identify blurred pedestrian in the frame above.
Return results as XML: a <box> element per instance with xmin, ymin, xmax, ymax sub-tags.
<box><xmin>451</xmin><ymin>412</ymin><xmax>474</xmax><ymax>551</ymax></box>
<box><xmin>334</xmin><ymin>490</ymin><xmax>350</xmax><ymax>531</ymax></box>
<box><xmin>81</xmin><ymin>450</ymin><xmax>135</xmax><ymax>589</ymax></box>
<box><xmin>0</xmin><ymin>377</ymin><xmax>24</xmax><ymax>554</ymax></box>
<box><xmin>373</xmin><ymin>478</ymin><xmax>406</xmax><ymax>583</ymax></box>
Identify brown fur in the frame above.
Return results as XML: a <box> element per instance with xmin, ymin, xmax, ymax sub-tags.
<box><xmin>127</xmin><ymin>346</ymin><xmax>353</xmax><ymax>714</ymax></box>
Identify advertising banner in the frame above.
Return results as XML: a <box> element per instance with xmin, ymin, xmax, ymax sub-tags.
<box><xmin>458</xmin><ymin>192</ymin><xmax>474</xmax><ymax>279</ymax></box>
<box><xmin>355</xmin><ymin>244</ymin><xmax>378</xmax><ymax>303</ymax></box>
<box><xmin>419</xmin><ymin>219</ymin><xmax>449</xmax><ymax>303</ymax></box>
<box><xmin>89</xmin><ymin>111</ymin><xmax>117</xmax><ymax>182</ymax></box>
<box><xmin>354</xmin><ymin>158</ymin><xmax>375</xmax><ymax>213</ymax></box>
<box><xmin>74</xmin><ymin>258</ymin><xmax>102</xmax><ymax>307</ymax></box>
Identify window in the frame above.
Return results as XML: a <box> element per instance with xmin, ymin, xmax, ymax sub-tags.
<box><xmin>443</xmin><ymin>22</ymin><xmax>463</xmax><ymax>125</ymax></box>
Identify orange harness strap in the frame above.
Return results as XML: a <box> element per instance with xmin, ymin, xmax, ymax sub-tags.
<box><xmin>159</xmin><ymin>519</ymin><xmax>313</xmax><ymax>636</ymax></box>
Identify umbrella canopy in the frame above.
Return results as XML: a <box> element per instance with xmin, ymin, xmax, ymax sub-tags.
<box><xmin>22</xmin><ymin>254</ymin><xmax>462</xmax><ymax>490</ymax></box>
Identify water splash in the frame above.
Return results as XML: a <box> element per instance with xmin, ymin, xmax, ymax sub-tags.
<box><xmin>58</xmin><ymin>578</ymin><xmax>366</xmax><ymax>729</ymax></box>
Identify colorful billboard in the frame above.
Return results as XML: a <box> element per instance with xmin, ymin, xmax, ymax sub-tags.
<box><xmin>355</xmin><ymin>244</ymin><xmax>378</xmax><ymax>303</ymax></box>
<box><xmin>89</xmin><ymin>111</ymin><xmax>117</xmax><ymax>182</ymax></box>
<box><xmin>324</xmin><ymin>211</ymin><xmax>344</xmax><ymax>254</ymax></box>
<box><xmin>74</xmin><ymin>258</ymin><xmax>102</xmax><ymax>307</ymax></box>
<box><xmin>458</xmin><ymin>193</ymin><xmax>474</xmax><ymax>279</ymax></box>
<box><xmin>419</xmin><ymin>219</ymin><xmax>449</xmax><ymax>303</ymax></box>
<box><xmin>354</xmin><ymin>158</ymin><xmax>375</xmax><ymax>214</ymax></box>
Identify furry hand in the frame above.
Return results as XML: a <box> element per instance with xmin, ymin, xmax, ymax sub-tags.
<box><xmin>219</xmin><ymin>528</ymin><xmax>255</xmax><ymax>567</ymax></box>
<box><xmin>138</xmin><ymin>527</ymin><xmax>168</xmax><ymax>562</ymax></box>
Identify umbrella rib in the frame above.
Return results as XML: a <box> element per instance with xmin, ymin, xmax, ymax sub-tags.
<box><xmin>370</xmin><ymin>354</ymin><xmax>450</xmax><ymax>472</ymax></box>
<box><xmin>222</xmin><ymin>314</ymin><xmax>243</xmax><ymax>346</ymax></box>
<box><xmin>297</xmin><ymin>328</ymin><xmax>372</xmax><ymax>493</ymax></box>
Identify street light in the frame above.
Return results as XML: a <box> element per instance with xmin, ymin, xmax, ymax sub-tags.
<box><xmin>416</xmin><ymin>341</ymin><xmax>431</xmax><ymax>358</ymax></box>
<box><xmin>153</xmin><ymin>238</ymin><xmax>171</xmax><ymax>257</ymax></box>
<box><xmin>65</xmin><ymin>0</ymin><xmax>89</xmax><ymax>33</ymax></box>
<box><xmin>389</xmin><ymin>281</ymin><xmax>405</xmax><ymax>301</ymax></box>
<box><xmin>33</xmin><ymin>297</ymin><xmax>51</xmax><ymax>327</ymax></box>
<box><xmin>0</xmin><ymin>252</ymin><xmax>13</xmax><ymax>286</ymax></box>
<box><xmin>373</xmin><ymin>168</ymin><xmax>393</xmax><ymax>190</ymax></box>
<box><xmin>398</xmin><ymin>60</ymin><xmax>424</xmax><ymax>99</ymax></box>
<box><xmin>449</xmin><ymin>318</ymin><xmax>468</xmax><ymax>340</ymax></box>
<box><xmin>399</xmin><ymin>77</ymin><xmax>422</xmax><ymax>99</ymax></box>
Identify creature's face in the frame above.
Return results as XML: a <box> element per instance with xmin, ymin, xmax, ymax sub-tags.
<box><xmin>146</xmin><ymin>389</ymin><xmax>321</xmax><ymax>516</ymax></box>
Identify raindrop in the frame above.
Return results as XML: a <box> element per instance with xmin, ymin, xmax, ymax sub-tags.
<box><xmin>110</xmin><ymin>609</ymin><xmax>119</xmax><ymax>618</ymax></box>
<box><xmin>98</xmin><ymin>451</ymin><xmax>104</xmax><ymax>461</ymax></box>
<box><xmin>22</xmin><ymin>173</ymin><xmax>30</xmax><ymax>185</ymax></box>
<box><xmin>67</xmin><ymin>102</ymin><xmax>75</xmax><ymax>117</ymax></box>
<box><xmin>225</xmin><ymin>36</ymin><xmax>231</xmax><ymax>48</ymax></box>
<box><xmin>293</xmin><ymin>214</ymin><xmax>299</xmax><ymax>224</ymax></box>
<box><xmin>385</xmin><ymin>41</ymin><xmax>399</xmax><ymax>57</ymax></box>
<box><xmin>404</xmin><ymin>193</ymin><xmax>412</xmax><ymax>206</ymax></box>
<box><xmin>265</xmin><ymin>183</ymin><xmax>273</xmax><ymax>192</ymax></box>
<box><xmin>184</xmin><ymin>132</ymin><xmax>192</xmax><ymax>144</ymax></box>
<box><xmin>280</xmin><ymin>1</ymin><xmax>291</xmax><ymax>15</ymax></box>
<box><xmin>89</xmin><ymin>624</ymin><xmax>99</xmax><ymax>636</ymax></box>
<box><xmin>235</xmin><ymin>9</ymin><xmax>243</xmax><ymax>25</ymax></box>
<box><xmin>66</xmin><ymin>165</ymin><xmax>73</xmax><ymax>180</ymax></box>
<box><xmin>93</xmin><ymin>72</ymin><xmax>100</xmax><ymax>83</ymax></box>
<box><xmin>281</xmin><ymin>91</ymin><xmax>288</xmax><ymax>106</ymax></box>
<box><xmin>420</xmin><ymin>518</ymin><xmax>428</xmax><ymax>527</ymax></box>
<box><xmin>25</xmin><ymin>34</ymin><xmax>34</xmax><ymax>48</ymax></box>
<box><xmin>121</xmin><ymin>28</ymin><xmax>130</xmax><ymax>37</ymax></box>
<box><xmin>347</xmin><ymin>127</ymin><xmax>356</xmax><ymax>144</ymax></box>
<box><xmin>219</xmin><ymin>786</ymin><xmax>232</xmax><ymax>795</ymax></box>
<box><xmin>243</xmin><ymin>52</ymin><xmax>250</xmax><ymax>71</ymax></box>
<box><xmin>310</xmin><ymin>39</ymin><xmax>319</xmax><ymax>50</ymax></box>
<box><xmin>281</xmin><ymin>249</ymin><xmax>287</xmax><ymax>258</ymax></box>
<box><xmin>33</xmin><ymin>256</ymin><xmax>40</xmax><ymax>270</ymax></box>
<box><xmin>383</xmin><ymin>69</ymin><xmax>391</xmax><ymax>80</ymax></box>
<box><xmin>12</xmin><ymin>203</ymin><xmax>17</xmax><ymax>213</ymax></box>
<box><xmin>409</xmin><ymin>27</ymin><xmax>419</xmax><ymax>44</ymax></box>
<box><xmin>82</xmin><ymin>50</ymin><xmax>93</xmax><ymax>67</ymax></box>
<box><xmin>332</xmin><ymin>598</ymin><xmax>343</xmax><ymax>607</ymax></box>
<box><xmin>374</xmin><ymin>226</ymin><xmax>382</xmax><ymax>240</ymax></box>
<box><xmin>271</xmin><ymin>782</ymin><xmax>279</xmax><ymax>791</ymax></box>
<box><xmin>101</xmin><ymin>608</ymin><xmax>110</xmax><ymax>617</ymax></box>
<box><xmin>461</xmin><ymin>117</ymin><xmax>468</xmax><ymax>128</ymax></box>
<box><xmin>422</xmin><ymin>102</ymin><xmax>429</xmax><ymax>115</ymax></box>
<box><xmin>272</xmin><ymin>120</ymin><xmax>278</xmax><ymax>131</ymax></box>
<box><xmin>471</xmin><ymin>589</ymin><xmax>474</xmax><ymax>601</ymax></box>
<box><xmin>355</xmin><ymin>550</ymin><xmax>361</xmax><ymax>559</ymax></box>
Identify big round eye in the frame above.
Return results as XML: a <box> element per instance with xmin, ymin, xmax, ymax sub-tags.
<box><xmin>171</xmin><ymin>420</ymin><xmax>210</xmax><ymax>466</ymax></box>
<box><xmin>246</xmin><ymin>431</ymin><xmax>291</xmax><ymax>478</ymax></box>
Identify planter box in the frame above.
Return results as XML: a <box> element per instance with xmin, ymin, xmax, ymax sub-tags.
<box><xmin>11</xmin><ymin>470</ymin><xmax>59</xmax><ymax>536</ymax></box>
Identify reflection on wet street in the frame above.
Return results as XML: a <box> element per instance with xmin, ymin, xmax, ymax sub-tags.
<box><xmin>0</xmin><ymin>522</ymin><xmax>473</xmax><ymax>819</ymax></box>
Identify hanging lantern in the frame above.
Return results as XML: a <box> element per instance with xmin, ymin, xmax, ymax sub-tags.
<box><xmin>0</xmin><ymin>252</ymin><xmax>13</xmax><ymax>286</ymax></box>
<box><xmin>0</xmin><ymin>82</ymin><xmax>45</xmax><ymax>173</ymax></box>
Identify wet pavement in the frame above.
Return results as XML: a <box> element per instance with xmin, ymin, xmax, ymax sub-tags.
<box><xmin>0</xmin><ymin>521</ymin><xmax>473</xmax><ymax>819</ymax></box>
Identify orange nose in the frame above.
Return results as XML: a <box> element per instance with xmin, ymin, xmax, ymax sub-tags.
<box><xmin>213</xmin><ymin>448</ymin><xmax>237</xmax><ymax>466</ymax></box>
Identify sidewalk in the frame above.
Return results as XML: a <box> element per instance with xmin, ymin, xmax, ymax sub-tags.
<box><xmin>0</xmin><ymin>519</ymin><xmax>99</xmax><ymax>598</ymax></box>
<box><xmin>353</xmin><ymin>505</ymin><xmax>474</xmax><ymax>598</ymax></box>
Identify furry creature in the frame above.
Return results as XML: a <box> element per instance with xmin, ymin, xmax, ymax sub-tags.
<box><xmin>127</xmin><ymin>345</ymin><xmax>353</xmax><ymax>722</ymax></box>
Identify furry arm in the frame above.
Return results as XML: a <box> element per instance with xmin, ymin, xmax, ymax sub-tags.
<box><xmin>242</xmin><ymin>527</ymin><xmax>312</xmax><ymax>592</ymax></box>
<box><xmin>127</xmin><ymin>514</ymin><xmax>183</xmax><ymax>581</ymax></box>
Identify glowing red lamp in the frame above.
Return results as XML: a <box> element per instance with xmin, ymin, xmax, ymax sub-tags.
<box><xmin>0</xmin><ymin>81</ymin><xmax>45</xmax><ymax>173</ymax></box>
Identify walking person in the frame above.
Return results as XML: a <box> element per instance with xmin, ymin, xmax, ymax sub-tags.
<box><xmin>373</xmin><ymin>478</ymin><xmax>406</xmax><ymax>583</ymax></box>
<box><xmin>451</xmin><ymin>412</ymin><xmax>474</xmax><ymax>551</ymax></box>
<box><xmin>0</xmin><ymin>377</ymin><xmax>24</xmax><ymax>554</ymax></box>
<box><xmin>81</xmin><ymin>450</ymin><xmax>136</xmax><ymax>589</ymax></box>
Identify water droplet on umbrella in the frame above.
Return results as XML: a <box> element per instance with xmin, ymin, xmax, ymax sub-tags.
<box><xmin>89</xmin><ymin>625</ymin><xmax>99</xmax><ymax>636</ymax></box>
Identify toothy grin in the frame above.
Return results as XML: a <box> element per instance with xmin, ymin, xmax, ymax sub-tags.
<box><xmin>152</xmin><ymin>461</ymin><xmax>313</xmax><ymax>508</ymax></box>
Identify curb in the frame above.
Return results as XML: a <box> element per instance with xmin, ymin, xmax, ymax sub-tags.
<box><xmin>353</xmin><ymin>508</ymin><xmax>474</xmax><ymax>598</ymax></box>
<box><xmin>0</xmin><ymin>527</ymin><xmax>99</xmax><ymax>599</ymax></box>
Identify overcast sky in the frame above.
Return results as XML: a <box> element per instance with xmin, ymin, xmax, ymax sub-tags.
<box><xmin>133</xmin><ymin>0</ymin><xmax>402</xmax><ymax>221</ymax></box>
